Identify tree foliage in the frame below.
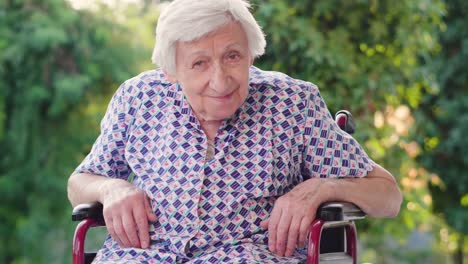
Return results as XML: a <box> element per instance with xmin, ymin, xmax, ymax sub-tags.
<box><xmin>0</xmin><ymin>0</ymin><xmax>462</xmax><ymax>263</ymax></box>
<box><xmin>252</xmin><ymin>0</ymin><xmax>443</xmax><ymax>114</ymax></box>
<box><xmin>0</xmin><ymin>0</ymin><xmax>147</xmax><ymax>262</ymax></box>
<box><xmin>251</xmin><ymin>0</ymin><xmax>445</xmax><ymax>262</ymax></box>
<box><xmin>413</xmin><ymin>0</ymin><xmax>468</xmax><ymax>262</ymax></box>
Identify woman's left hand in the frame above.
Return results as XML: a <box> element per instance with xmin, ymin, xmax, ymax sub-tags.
<box><xmin>260</xmin><ymin>178</ymin><xmax>332</xmax><ymax>257</ymax></box>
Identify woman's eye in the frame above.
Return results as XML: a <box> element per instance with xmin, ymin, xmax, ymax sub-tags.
<box><xmin>226</xmin><ymin>52</ymin><xmax>241</xmax><ymax>63</ymax></box>
<box><xmin>227</xmin><ymin>52</ymin><xmax>240</xmax><ymax>62</ymax></box>
<box><xmin>193</xmin><ymin>61</ymin><xmax>205</xmax><ymax>68</ymax></box>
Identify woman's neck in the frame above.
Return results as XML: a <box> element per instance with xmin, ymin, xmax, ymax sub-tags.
<box><xmin>198</xmin><ymin>119</ymin><xmax>221</xmax><ymax>141</ymax></box>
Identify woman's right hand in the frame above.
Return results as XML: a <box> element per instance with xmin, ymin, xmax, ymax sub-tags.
<box><xmin>100</xmin><ymin>179</ymin><xmax>157</xmax><ymax>249</ymax></box>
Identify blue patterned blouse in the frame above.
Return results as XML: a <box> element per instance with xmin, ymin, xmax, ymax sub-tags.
<box><xmin>76</xmin><ymin>66</ymin><xmax>375</xmax><ymax>263</ymax></box>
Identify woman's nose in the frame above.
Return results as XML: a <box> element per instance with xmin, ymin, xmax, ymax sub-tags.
<box><xmin>209</xmin><ymin>64</ymin><xmax>229</xmax><ymax>93</ymax></box>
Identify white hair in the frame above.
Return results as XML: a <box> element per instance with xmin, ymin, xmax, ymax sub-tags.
<box><xmin>151</xmin><ymin>0</ymin><xmax>266</xmax><ymax>75</ymax></box>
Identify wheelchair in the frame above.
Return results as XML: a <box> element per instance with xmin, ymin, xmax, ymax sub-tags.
<box><xmin>72</xmin><ymin>110</ymin><xmax>365</xmax><ymax>264</ymax></box>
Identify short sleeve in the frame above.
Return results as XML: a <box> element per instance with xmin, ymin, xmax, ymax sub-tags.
<box><xmin>301</xmin><ymin>84</ymin><xmax>376</xmax><ymax>179</ymax></box>
<box><xmin>74</xmin><ymin>82</ymin><xmax>133</xmax><ymax>180</ymax></box>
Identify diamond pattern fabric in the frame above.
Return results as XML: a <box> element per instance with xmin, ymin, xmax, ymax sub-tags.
<box><xmin>75</xmin><ymin>66</ymin><xmax>375</xmax><ymax>263</ymax></box>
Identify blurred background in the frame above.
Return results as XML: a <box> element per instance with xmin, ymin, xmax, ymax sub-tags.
<box><xmin>0</xmin><ymin>0</ymin><xmax>466</xmax><ymax>263</ymax></box>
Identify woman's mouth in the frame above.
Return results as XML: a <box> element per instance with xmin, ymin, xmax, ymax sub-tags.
<box><xmin>209</xmin><ymin>91</ymin><xmax>235</xmax><ymax>101</ymax></box>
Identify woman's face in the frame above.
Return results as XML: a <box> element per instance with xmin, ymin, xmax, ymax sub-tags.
<box><xmin>168</xmin><ymin>21</ymin><xmax>253</xmax><ymax>122</ymax></box>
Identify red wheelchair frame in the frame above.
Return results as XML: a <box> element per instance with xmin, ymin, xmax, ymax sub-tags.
<box><xmin>72</xmin><ymin>110</ymin><xmax>365</xmax><ymax>264</ymax></box>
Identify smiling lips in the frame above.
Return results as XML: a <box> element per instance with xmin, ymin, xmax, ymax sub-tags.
<box><xmin>208</xmin><ymin>90</ymin><xmax>235</xmax><ymax>101</ymax></box>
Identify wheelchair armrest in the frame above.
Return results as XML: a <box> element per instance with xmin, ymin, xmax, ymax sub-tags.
<box><xmin>72</xmin><ymin>202</ymin><xmax>105</xmax><ymax>264</ymax></box>
<box><xmin>307</xmin><ymin>202</ymin><xmax>364</xmax><ymax>263</ymax></box>
<box><xmin>72</xmin><ymin>202</ymin><xmax>105</xmax><ymax>225</ymax></box>
<box><xmin>317</xmin><ymin>202</ymin><xmax>366</xmax><ymax>222</ymax></box>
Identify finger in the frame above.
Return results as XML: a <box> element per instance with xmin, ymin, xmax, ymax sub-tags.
<box><xmin>115</xmin><ymin>214</ymin><xmax>133</xmax><ymax>248</ymax></box>
<box><xmin>113</xmin><ymin>216</ymin><xmax>131</xmax><ymax>247</ymax></box>
<box><xmin>122</xmin><ymin>211</ymin><xmax>140</xmax><ymax>248</ymax></box>
<box><xmin>285</xmin><ymin>216</ymin><xmax>301</xmax><ymax>257</ymax></box>
<box><xmin>106</xmin><ymin>217</ymin><xmax>123</xmax><ymax>246</ymax></box>
<box><xmin>268</xmin><ymin>207</ymin><xmax>282</xmax><ymax>254</ymax></box>
<box><xmin>145</xmin><ymin>196</ymin><xmax>157</xmax><ymax>221</ymax></box>
<box><xmin>260</xmin><ymin>219</ymin><xmax>269</xmax><ymax>229</ymax></box>
<box><xmin>134</xmin><ymin>201</ymin><xmax>150</xmax><ymax>249</ymax></box>
<box><xmin>275</xmin><ymin>210</ymin><xmax>292</xmax><ymax>257</ymax></box>
<box><xmin>297</xmin><ymin>216</ymin><xmax>312</xmax><ymax>248</ymax></box>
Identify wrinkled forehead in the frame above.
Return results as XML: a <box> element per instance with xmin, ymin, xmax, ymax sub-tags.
<box><xmin>175</xmin><ymin>22</ymin><xmax>249</xmax><ymax>56</ymax></box>
<box><xmin>179</xmin><ymin>19</ymin><xmax>246</xmax><ymax>45</ymax></box>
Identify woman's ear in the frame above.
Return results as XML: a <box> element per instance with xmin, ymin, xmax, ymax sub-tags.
<box><xmin>163</xmin><ymin>70</ymin><xmax>177</xmax><ymax>83</ymax></box>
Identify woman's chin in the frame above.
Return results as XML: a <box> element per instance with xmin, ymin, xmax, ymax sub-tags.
<box><xmin>203</xmin><ymin>109</ymin><xmax>237</xmax><ymax>121</ymax></box>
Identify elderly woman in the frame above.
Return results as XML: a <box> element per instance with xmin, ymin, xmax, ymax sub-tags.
<box><xmin>67</xmin><ymin>0</ymin><xmax>402</xmax><ymax>263</ymax></box>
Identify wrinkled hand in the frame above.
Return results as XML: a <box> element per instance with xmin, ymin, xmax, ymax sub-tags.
<box><xmin>260</xmin><ymin>178</ymin><xmax>331</xmax><ymax>257</ymax></box>
<box><xmin>101</xmin><ymin>179</ymin><xmax>157</xmax><ymax>249</ymax></box>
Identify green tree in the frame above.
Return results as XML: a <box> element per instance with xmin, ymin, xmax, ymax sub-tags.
<box><xmin>0</xmin><ymin>0</ymin><xmax>453</xmax><ymax>263</ymax></box>
<box><xmin>251</xmin><ymin>0</ymin><xmax>445</xmax><ymax>262</ymax></box>
<box><xmin>0</xmin><ymin>0</ymin><xmax>148</xmax><ymax>262</ymax></box>
<box><xmin>413</xmin><ymin>0</ymin><xmax>468</xmax><ymax>263</ymax></box>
